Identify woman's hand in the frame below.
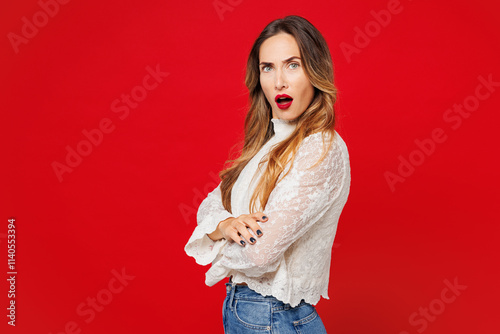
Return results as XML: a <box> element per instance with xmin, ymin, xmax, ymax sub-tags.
<box><xmin>209</xmin><ymin>213</ymin><xmax>268</xmax><ymax>246</ymax></box>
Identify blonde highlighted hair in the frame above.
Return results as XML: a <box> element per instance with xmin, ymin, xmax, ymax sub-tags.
<box><xmin>220</xmin><ymin>15</ymin><xmax>338</xmax><ymax>213</ymax></box>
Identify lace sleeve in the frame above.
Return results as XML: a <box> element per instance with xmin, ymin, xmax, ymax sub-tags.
<box><xmin>212</xmin><ymin>132</ymin><xmax>348</xmax><ymax>278</ymax></box>
<box><xmin>184</xmin><ymin>182</ymin><xmax>234</xmax><ymax>266</ymax></box>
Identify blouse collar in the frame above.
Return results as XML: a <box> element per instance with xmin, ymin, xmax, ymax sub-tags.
<box><xmin>271</xmin><ymin>118</ymin><xmax>297</xmax><ymax>140</ymax></box>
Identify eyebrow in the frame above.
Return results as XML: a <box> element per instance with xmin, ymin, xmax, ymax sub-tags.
<box><xmin>259</xmin><ymin>56</ymin><xmax>301</xmax><ymax>67</ymax></box>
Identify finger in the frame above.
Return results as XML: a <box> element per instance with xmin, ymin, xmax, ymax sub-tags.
<box><xmin>241</xmin><ymin>217</ymin><xmax>263</xmax><ymax>239</ymax></box>
<box><xmin>234</xmin><ymin>221</ymin><xmax>256</xmax><ymax>245</ymax></box>
<box><xmin>227</xmin><ymin>228</ymin><xmax>247</xmax><ymax>246</ymax></box>
<box><xmin>251</xmin><ymin>212</ymin><xmax>268</xmax><ymax>237</ymax></box>
<box><xmin>235</xmin><ymin>231</ymin><xmax>248</xmax><ymax>247</ymax></box>
<box><xmin>252</xmin><ymin>212</ymin><xmax>268</xmax><ymax>222</ymax></box>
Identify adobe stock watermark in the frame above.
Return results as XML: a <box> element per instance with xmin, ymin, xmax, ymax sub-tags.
<box><xmin>179</xmin><ymin>171</ymin><xmax>220</xmax><ymax>225</ymax></box>
<box><xmin>7</xmin><ymin>0</ymin><xmax>72</xmax><ymax>54</ymax></box>
<box><xmin>48</xmin><ymin>267</ymin><xmax>135</xmax><ymax>334</ymax></box>
<box><xmin>340</xmin><ymin>0</ymin><xmax>413</xmax><ymax>64</ymax></box>
<box><xmin>213</xmin><ymin>0</ymin><xmax>243</xmax><ymax>22</ymax></box>
<box><xmin>385</xmin><ymin>73</ymin><xmax>499</xmax><ymax>192</ymax></box>
<box><xmin>51</xmin><ymin>63</ymin><xmax>169</xmax><ymax>183</ymax></box>
<box><xmin>398</xmin><ymin>277</ymin><xmax>467</xmax><ymax>334</ymax></box>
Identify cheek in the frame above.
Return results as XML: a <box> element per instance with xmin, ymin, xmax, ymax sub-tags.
<box><xmin>299</xmin><ymin>82</ymin><xmax>313</xmax><ymax>102</ymax></box>
<box><xmin>293</xmin><ymin>73</ymin><xmax>311</xmax><ymax>100</ymax></box>
<box><xmin>260</xmin><ymin>77</ymin><xmax>273</xmax><ymax>102</ymax></box>
<box><xmin>302</xmin><ymin>79</ymin><xmax>314</xmax><ymax>102</ymax></box>
<box><xmin>307</xmin><ymin>84</ymin><xmax>314</xmax><ymax>103</ymax></box>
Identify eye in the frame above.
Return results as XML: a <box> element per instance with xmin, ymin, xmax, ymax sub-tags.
<box><xmin>262</xmin><ymin>65</ymin><xmax>272</xmax><ymax>72</ymax></box>
<box><xmin>289</xmin><ymin>62</ymin><xmax>299</xmax><ymax>69</ymax></box>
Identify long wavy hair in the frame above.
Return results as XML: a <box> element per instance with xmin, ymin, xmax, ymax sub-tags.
<box><xmin>220</xmin><ymin>15</ymin><xmax>338</xmax><ymax>214</ymax></box>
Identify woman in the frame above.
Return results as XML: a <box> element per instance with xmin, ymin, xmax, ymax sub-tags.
<box><xmin>185</xmin><ymin>15</ymin><xmax>350</xmax><ymax>333</ymax></box>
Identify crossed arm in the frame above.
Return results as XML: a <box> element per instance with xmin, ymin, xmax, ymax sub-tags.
<box><xmin>185</xmin><ymin>132</ymin><xmax>347</xmax><ymax>277</ymax></box>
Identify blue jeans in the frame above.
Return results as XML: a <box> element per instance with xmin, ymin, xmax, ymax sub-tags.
<box><xmin>223</xmin><ymin>281</ymin><xmax>328</xmax><ymax>333</ymax></box>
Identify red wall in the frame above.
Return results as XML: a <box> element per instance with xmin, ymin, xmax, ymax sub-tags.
<box><xmin>1</xmin><ymin>0</ymin><xmax>499</xmax><ymax>333</ymax></box>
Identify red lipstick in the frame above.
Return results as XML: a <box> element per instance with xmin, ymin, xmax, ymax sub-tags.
<box><xmin>275</xmin><ymin>94</ymin><xmax>293</xmax><ymax>110</ymax></box>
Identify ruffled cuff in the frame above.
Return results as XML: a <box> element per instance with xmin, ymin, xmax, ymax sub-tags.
<box><xmin>184</xmin><ymin>211</ymin><xmax>233</xmax><ymax>266</ymax></box>
<box><xmin>205</xmin><ymin>261</ymin><xmax>231</xmax><ymax>287</ymax></box>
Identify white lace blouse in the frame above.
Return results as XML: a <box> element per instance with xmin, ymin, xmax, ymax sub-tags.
<box><xmin>184</xmin><ymin>118</ymin><xmax>351</xmax><ymax>307</ymax></box>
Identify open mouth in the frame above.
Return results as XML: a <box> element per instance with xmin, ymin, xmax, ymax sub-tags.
<box><xmin>275</xmin><ymin>94</ymin><xmax>293</xmax><ymax>109</ymax></box>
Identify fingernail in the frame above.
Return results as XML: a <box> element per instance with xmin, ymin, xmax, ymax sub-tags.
<box><xmin>240</xmin><ymin>240</ymin><xmax>246</xmax><ymax>246</ymax></box>
<box><xmin>250</xmin><ymin>237</ymin><xmax>256</xmax><ymax>243</ymax></box>
<box><xmin>256</xmin><ymin>230</ymin><xmax>262</xmax><ymax>236</ymax></box>
<box><xmin>262</xmin><ymin>216</ymin><xmax>268</xmax><ymax>220</ymax></box>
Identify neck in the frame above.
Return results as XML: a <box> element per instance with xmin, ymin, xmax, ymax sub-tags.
<box><xmin>271</xmin><ymin>118</ymin><xmax>297</xmax><ymax>140</ymax></box>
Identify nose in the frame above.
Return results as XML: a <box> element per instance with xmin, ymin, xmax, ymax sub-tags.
<box><xmin>274</xmin><ymin>68</ymin><xmax>288</xmax><ymax>90</ymax></box>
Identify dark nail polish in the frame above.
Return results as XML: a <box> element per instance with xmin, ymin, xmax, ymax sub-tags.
<box><xmin>240</xmin><ymin>240</ymin><xmax>246</xmax><ymax>246</ymax></box>
<box><xmin>256</xmin><ymin>230</ymin><xmax>262</xmax><ymax>236</ymax></box>
<box><xmin>250</xmin><ymin>237</ymin><xmax>256</xmax><ymax>243</ymax></box>
<box><xmin>262</xmin><ymin>216</ymin><xmax>268</xmax><ymax>220</ymax></box>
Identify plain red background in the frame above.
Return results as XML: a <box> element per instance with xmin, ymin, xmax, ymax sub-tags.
<box><xmin>1</xmin><ymin>0</ymin><xmax>499</xmax><ymax>333</ymax></box>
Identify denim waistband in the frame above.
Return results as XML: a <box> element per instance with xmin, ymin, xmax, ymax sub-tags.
<box><xmin>225</xmin><ymin>279</ymin><xmax>309</xmax><ymax>311</ymax></box>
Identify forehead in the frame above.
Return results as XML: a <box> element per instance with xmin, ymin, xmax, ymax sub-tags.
<box><xmin>259</xmin><ymin>33</ymin><xmax>300</xmax><ymax>62</ymax></box>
